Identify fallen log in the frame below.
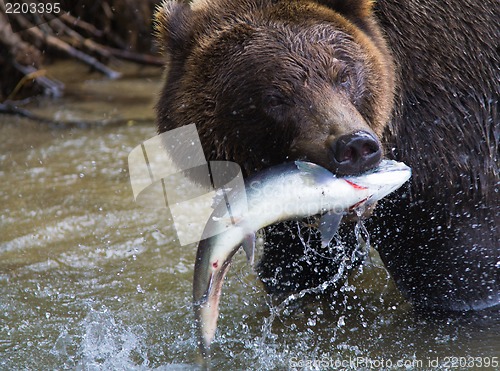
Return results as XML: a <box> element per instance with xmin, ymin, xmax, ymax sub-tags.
<box><xmin>0</xmin><ymin>0</ymin><xmax>163</xmax><ymax>101</ymax></box>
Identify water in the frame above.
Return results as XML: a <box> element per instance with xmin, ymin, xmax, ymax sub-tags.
<box><xmin>1</xmin><ymin>61</ymin><xmax>499</xmax><ymax>370</ymax></box>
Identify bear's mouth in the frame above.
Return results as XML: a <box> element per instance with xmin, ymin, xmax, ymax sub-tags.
<box><xmin>288</xmin><ymin>130</ymin><xmax>383</xmax><ymax>177</ymax></box>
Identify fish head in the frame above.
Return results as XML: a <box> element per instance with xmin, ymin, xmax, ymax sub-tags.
<box><xmin>193</xmin><ymin>227</ymin><xmax>243</xmax><ymax>357</ymax></box>
<box><xmin>343</xmin><ymin>159</ymin><xmax>412</xmax><ymax>205</ymax></box>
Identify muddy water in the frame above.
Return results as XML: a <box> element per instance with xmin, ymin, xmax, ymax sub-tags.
<box><xmin>1</xmin><ymin>61</ymin><xmax>498</xmax><ymax>370</ymax></box>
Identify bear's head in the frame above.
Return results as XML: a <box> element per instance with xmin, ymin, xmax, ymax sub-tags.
<box><xmin>155</xmin><ymin>0</ymin><xmax>395</xmax><ymax>178</ymax></box>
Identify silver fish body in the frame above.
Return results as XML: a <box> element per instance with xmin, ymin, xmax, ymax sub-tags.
<box><xmin>193</xmin><ymin>160</ymin><xmax>411</xmax><ymax>357</ymax></box>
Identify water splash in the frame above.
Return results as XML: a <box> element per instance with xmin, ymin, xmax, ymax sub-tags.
<box><xmin>353</xmin><ymin>207</ymin><xmax>371</xmax><ymax>264</ymax></box>
<box><xmin>76</xmin><ymin>307</ymin><xmax>150</xmax><ymax>370</ymax></box>
<box><xmin>257</xmin><ymin>210</ymin><xmax>372</xmax><ymax>358</ymax></box>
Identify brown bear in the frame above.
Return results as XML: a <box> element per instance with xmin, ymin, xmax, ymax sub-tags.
<box><xmin>154</xmin><ymin>0</ymin><xmax>499</xmax><ymax>311</ymax></box>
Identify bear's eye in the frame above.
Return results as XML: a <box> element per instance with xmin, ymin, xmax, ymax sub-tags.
<box><xmin>338</xmin><ymin>72</ymin><xmax>351</xmax><ymax>88</ymax></box>
<box><xmin>263</xmin><ymin>93</ymin><xmax>286</xmax><ymax>109</ymax></box>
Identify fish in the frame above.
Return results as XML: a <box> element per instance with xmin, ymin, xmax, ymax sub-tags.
<box><xmin>193</xmin><ymin>159</ymin><xmax>411</xmax><ymax>358</ymax></box>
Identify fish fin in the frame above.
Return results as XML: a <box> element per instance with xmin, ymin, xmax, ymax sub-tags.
<box><xmin>242</xmin><ymin>232</ymin><xmax>256</xmax><ymax>266</ymax></box>
<box><xmin>295</xmin><ymin>161</ymin><xmax>335</xmax><ymax>184</ymax></box>
<box><xmin>319</xmin><ymin>211</ymin><xmax>344</xmax><ymax>248</ymax></box>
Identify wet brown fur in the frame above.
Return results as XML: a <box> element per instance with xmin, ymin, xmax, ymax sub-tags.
<box><xmin>155</xmin><ymin>0</ymin><xmax>394</xmax><ymax>176</ymax></box>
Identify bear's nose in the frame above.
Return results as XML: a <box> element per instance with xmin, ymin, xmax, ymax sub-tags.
<box><xmin>329</xmin><ymin>131</ymin><xmax>382</xmax><ymax>175</ymax></box>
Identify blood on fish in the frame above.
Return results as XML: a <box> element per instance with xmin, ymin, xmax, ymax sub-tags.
<box><xmin>344</xmin><ymin>179</ymin><xmax>368</xmax><ymax>190</ymax></box>
<box><xmin>212</xmin><ymin>261</ymin><xmax>219</xmax><ymax>269</ymax></box>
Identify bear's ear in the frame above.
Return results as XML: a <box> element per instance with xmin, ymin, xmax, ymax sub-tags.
<box><xmin>154</xmin><ymin>0</ymin><xmax>194</xmax><ymax>58</ymax></box>
<box><xmin>317</xmin><ymin>0</ymin><xmax>375</xmax><ymax>20</ymax></box>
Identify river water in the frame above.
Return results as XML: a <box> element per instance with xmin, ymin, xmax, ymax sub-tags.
<box><xmin>1</xmin><ymin>61</ymin><xmax>498</xmax><ymax>370</ymax></box>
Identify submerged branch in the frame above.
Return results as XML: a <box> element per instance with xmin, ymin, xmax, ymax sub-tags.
<box><xmin>105</xmin><ymin>47</ymin><xmax>164</xmax><ymax>66</ymax></box>
<box><xmin>11</xmin><ymin>62</ymin><xmax>65</xmax><ymax>98</ymax></box>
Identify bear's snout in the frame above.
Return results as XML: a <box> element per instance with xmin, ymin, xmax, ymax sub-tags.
<box><xmin>329</xmin><ymin>131</ymin><xmax>381</xmax><ymax>175</ymax></box>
